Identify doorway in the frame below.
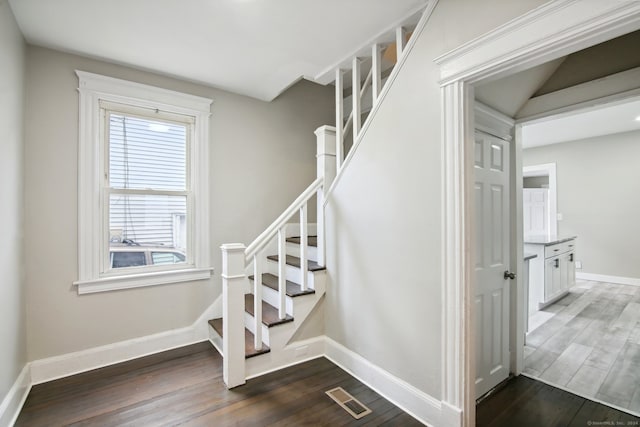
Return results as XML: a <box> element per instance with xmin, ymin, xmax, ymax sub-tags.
<box><xmin>437</xmin><ymin>3</ymin><xmax>640</xmax><ymax>425</ymax></box>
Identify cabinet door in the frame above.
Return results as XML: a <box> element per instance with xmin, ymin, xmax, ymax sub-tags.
<box><xmin>559</xmin><ymin>253</ymin><xmax>569</xmax><ymax>293</ymax></box>
<box><xmin>544</xmin><ymin>256</ymin><xmax>561</xmax><ymax>300</ymax></box>
<box><xmin>567</xmin><ymin>251</ymin><xmax>576</xmax><ymax>289</ymax></box>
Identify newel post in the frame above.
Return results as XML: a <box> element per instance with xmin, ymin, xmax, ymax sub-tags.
<box><xmin>220</xmin><ymin>243</ymin><xmax>246</xmax><ymax>388</ymax></box>
<box><xmin>314</xmin><ymin>125</ymin><xmax>337</xmax><ymax>267</ymax></box>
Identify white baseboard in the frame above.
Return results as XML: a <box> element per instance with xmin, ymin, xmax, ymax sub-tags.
<box><xmin>324</xmin><ymin>337</ymin><xmax>442</xmax><ymax>426</ymax></box>
<box><xmin>245</xmin><ymin>336</ymin><xmax>326</xmax><ymax>380</ymax></box>
<box><xmin>0</xmin><ymin>365</ymin><xmax>31</xmax><ymax>427</ymax></box>
<box><xmin>576</xmin><ymin>272</ymin><xmax>640</xmax><ymax>287</ymax></box>
<box><xmin>439</xmin><ymin>401</ymin><xmax>463</xmax><ymax>427</ymax></box>
<box><xmin>30</xmin><ymin>324</ymin><xmax>206</xmax><ymax>385</ymax></box>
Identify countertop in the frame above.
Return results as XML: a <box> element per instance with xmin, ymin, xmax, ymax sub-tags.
<box><xmin>524</xmin><ymin>235</ymin><xmax>577</xmax><ymax>246</ymax></box>
<box><xmin>524</xmin><ymin>253</ymin><xmax>537</xmax><ymax>261</ymax></box>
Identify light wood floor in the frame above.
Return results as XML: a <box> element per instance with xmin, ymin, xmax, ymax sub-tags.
<box><xmin>15</xmin><ymin>342</ymin><xmax>422</xmax><ymax>426</ymax></box>
<box><xmin>525</xmin><ymin>280</ymin><xmax>640</xmax><ymax>414</ymax></box>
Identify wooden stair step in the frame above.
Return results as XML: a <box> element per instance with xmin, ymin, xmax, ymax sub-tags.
<box><xmin>249</xmin><ymin>273</ymin><xmax>315</xmax><ymax>297</ymax></box>
<box><xmin>286</xmin><ymin>236</ymin><xmax>318</xmax><ymax>247</ymax></box>
<box><xmin>208</xmin><ymin>318</ymin><xmax>270</xmax><ymax>359</ymax></box>
<box><xmin>244</xmin><ymin>294</ymin><xmax>293</xmax><ymax>327</ymax></box>
<box><xmin>266</xmin><ymin>255</ymin><xmax>325</xmax><ymax>272</ymax></box>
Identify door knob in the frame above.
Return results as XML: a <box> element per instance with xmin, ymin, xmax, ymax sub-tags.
<box><xmin>504</xmin><ymin>271</ymin><xmax>516</xmax><ymax>280</ymax></box>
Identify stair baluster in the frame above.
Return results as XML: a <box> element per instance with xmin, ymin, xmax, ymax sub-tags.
<box><xmin>299</xmin><ymin>203</ymin><xmax>308</xmax><ymax>291</ymax></box>
<box><xmin>352</xmin><ymin>57</ymin><xmax>362</xmax><ymax>140</ymax></box>
<box><xmin>252</xmin><ymin>253</ymin><xmax>262</xmax><ymax>350</ymax></box>
<box><xmin>335</xmin><ymin>69</ymin><xmax>344</xmax><ymax>169</ymax></box>
<box><xmin>277</xmin><ymin>228</ymin><xmax>287</xmax><ymax>320</ymax></box>
<box><xmin>371</xmin><ymin>43</ymin><xmax>382</xmax><ymax>102</ymax></box>
<box><xmin>396</xmin><ymin>26</ymin><xmax>407</xmax><ymax>57</ymax></box>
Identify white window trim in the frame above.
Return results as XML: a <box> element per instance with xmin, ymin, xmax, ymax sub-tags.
<box><xmin>74</xmin><ymin>71</ymin><xmax>213</xmax><ymax>294</ymax></box>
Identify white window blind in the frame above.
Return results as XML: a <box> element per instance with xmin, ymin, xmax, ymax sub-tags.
<box><xmin>105</xmin><ymin>107</ymin><xmax>191</xmax><ymax>269</ymax></box>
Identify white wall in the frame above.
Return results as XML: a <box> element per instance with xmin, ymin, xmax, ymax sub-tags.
<box><xmin>0</xmin><ymin>0</ymin><xmax>27</xmax><ymax>403</ymax></box>
<box><xmin>23</xmin><ymin>46</ymin><xmax>334</xmax><ymax>361</ymax></box>
<box><xmin>523</xmin><ymin>129</ymin><xmax>640</xmax><ymax>280</ymax></box>
<box><xmin>324</xmin><ymin>0</ymin><xmax>547</xmax><ymax>399</ymax></box>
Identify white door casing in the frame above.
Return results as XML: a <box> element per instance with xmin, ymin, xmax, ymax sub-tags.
<box><xmin>473</xmin><ymin>130</ymin><xmax>511</xmax><ymax>398</ymax></box>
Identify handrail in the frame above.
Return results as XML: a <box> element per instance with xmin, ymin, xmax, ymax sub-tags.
<box><xmin>245</xmin><ymin>177</ymin><xmax>323</xmax><ymax>263</ymax></box>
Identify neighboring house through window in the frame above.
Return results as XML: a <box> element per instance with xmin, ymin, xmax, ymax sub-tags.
<box><xmin>74</xmin><ymin>71</ymin><xmax>213</xmax><ymax>294</ymax></box>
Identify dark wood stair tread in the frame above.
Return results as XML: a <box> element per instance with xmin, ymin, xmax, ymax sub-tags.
<box><xmin>244</xmin><ymin>294</ymin><xmax>293</xmax><ymax>327</ymax></box>
<box><xmin>266</xmin><ymin>255</ymin><xmax>325</xmax><ymax>271</ymax></box>
<box><xmin>249</xmin><ymin>273</ymin><xmax>315</xmax><ymax>297</ymax></box>
<box><xmin>286</xmin><ymin>236</ymin><xmax>318</xmax><ymax>247</ymax></box>
<box><xmin>208</xmin><ymin>318</ymin><xmax>270</xmax><ymax>359</ymax></box>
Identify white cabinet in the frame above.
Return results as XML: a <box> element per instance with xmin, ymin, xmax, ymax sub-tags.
<box><xmin>544</xmin><ymin>250</ymin><xmax>573</xmax><ymax>302</ymax></box>
<box><xmin>525</xmin><ymin>237</ymin><xmax>576</xmax><ymax>310</ymax></box>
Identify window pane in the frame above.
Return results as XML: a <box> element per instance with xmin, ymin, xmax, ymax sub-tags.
<box><xmin>109</xmin><ymin>194</ymin><xmax>187</xmax><ymax>268</ymax></box>
<box><xmin>151</xmin><ymin>251</ymin><xmax>185</xmax><ymax>265</ymax></box>
<box><xmin>111</xmin><ymin>251</ymin><xmax>146</xmax><ymax>268</ymax></box>
<box><xmin>109</xmin><ymin>113</ymin><xmax>186</xmax><ymax>191</ymax></box>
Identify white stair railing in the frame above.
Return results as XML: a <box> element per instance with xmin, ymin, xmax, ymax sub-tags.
<box><xmin>220</xmin><ymin>126</ymin><xmax>336</xmax><ymax>389</ymax></box>
<box><xmin>334</xmin><ymin>22</ymin><xmax>418</xmax><ymax>173</ymax></box>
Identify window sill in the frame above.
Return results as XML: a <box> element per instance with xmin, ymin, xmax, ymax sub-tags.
<box><xmin>73</xmin><ymin>267</ymin><xmax>214</xmax><ymax>295</ymax></box>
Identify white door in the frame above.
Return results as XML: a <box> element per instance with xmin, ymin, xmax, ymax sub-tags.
<box><xmin>523</xmin><ymin>188</ymin><xmax>549</xmax><ymax>237</ymax></box>
<box><xmin>474</xmin><ymin>130</ymin><xmax>511</xmax><ymax>398</ymax></box>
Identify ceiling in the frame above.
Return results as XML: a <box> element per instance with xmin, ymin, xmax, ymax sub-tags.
<box><xmin>474</xmin><ymin>30</ymin><xmax>640</xmax><ymax>149</ymax></box>
<box><xmin>521</xmin><ymin>98</ymin><xmax>640</xmax><ymax>148</ymax></box>
<box><xmin>475</xmin><ymin>58</ymin><xmax>566</xmax><ymax>118</ymax></box>
<box><xmin>8</xmin><ymin>0</ymin><xmax>427</xmax><ymax>101</ymax></box>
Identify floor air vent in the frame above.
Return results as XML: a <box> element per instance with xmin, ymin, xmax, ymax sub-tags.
<box><xmin>325</xmin><ymin>387</ymin><xmax>372</xmax><ymax>419</ymax></box>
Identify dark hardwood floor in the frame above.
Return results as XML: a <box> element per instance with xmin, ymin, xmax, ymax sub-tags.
<box><xmin>477</xmin><ymin>375</ymin><xmax>640</xmax><ymax>427</ymax></box>
<box><xmin>15</xmin><ymin>342</ymin><xmax>422</xmax><ymax>426</ymax></box>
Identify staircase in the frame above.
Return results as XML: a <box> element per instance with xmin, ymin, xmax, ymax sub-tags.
<box><xmin>208</xmin><ymin>234</ymin><xmax>327</xmax><ymax>368</ymax></box>
<box><xmin>210</xmin><ymin>2</ymin><xmax>436</xmax><ymax>388</ymax></box>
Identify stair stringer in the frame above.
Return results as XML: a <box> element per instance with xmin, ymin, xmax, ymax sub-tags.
<box><xmin>245</xmin><ymin>270</ymin><xmax>326</xmax><ymax>377</ymax></box>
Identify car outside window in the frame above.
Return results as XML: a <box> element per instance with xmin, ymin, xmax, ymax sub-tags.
<box><xmin>152</xmin><ymin>252</ymin><xmax>185</xmax><ymax>265</ymax></box>
<box><xmin>111</xmin><ymin>251</ymin><xmax>146</xmax><ymax>268</ymax></box>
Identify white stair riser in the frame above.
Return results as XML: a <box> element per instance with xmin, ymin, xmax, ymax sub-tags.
<box><xmin>259</xmin><ymin>284</ymin><xmax>294</xmax><ymax>314</ymax></box>
<box><xmin>286</xmin><ymin>242</ymin><xmax>318</xmax><ymax>262</ymax></box>
<box><xmin>265</xmin><ymin>260</ymin><xmax>319</xmax><ymax>284</ymax></box>
<box><xmin>244</xmin><ymin>312</ymin><xmax>273</xmax><ymax>347</ymax></box>
<box><xmin>209</xmin><ymin>326</ymin><xmax>224</xmax><ymax>356</ymax></box>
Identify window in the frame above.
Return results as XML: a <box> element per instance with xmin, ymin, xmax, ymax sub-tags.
<box><xmin>106</xmin><ymin>106</ymin><xmax>189</xmax><ymax>271</ymax></box>
<box><xmin>74</xmin><ymin>71</ymin><xmax>213</xmax><ymax>294</ymax></box>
